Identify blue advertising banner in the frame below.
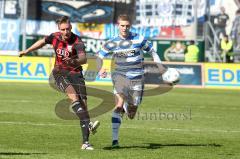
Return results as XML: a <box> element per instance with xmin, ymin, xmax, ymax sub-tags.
<box><xmin>144</xmin><ymin>62</ymin><xmax>203</xmax><ymax>87</ymax></box>
<box><xmin>0</xmin><ymin>56</ymin><xmax>203</xmax><ymax>88</ymax></box>
<box><xmin>167</xmin><ymin>63</ymin><xmax>203</xmax><ymax>87</ymax></box>
<box><xmin>0</xmin><ymin>56</ymin><xmax>51</xmax><ymax>82</ymax></box>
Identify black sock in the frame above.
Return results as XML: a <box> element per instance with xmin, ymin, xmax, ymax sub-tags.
<box><xmin>72</xmin><ymin>101</ymin><xmax>90</xmax><ymax>143</ymax></box>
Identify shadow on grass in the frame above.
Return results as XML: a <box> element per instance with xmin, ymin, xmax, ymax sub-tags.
<box><xmin>0</xmin><ymin>152</ymin><xmax>47</xmax><ymax>156</ymax></box>
<box><xmin>103</xmin><ymin>143</ymin><xmax>222</xmax><ymax>150</ymax></box>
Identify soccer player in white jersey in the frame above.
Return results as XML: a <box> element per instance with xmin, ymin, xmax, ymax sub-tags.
<box><xmin>97</xmin><ymin>14</ymin><xmax>167</xmax><ymax>148</ymax></box>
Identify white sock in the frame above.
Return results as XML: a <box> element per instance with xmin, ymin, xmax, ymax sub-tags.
<box><xmin>112</xmin><ymin>111</ymin><xmax>121</xmax><ymax>141</ymax></box>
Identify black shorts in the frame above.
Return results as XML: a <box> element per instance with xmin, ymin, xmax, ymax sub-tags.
<box><xmin>50</xmin><ymin>70</ymin><xmax>87</xmax><ymax>100</ymax></box>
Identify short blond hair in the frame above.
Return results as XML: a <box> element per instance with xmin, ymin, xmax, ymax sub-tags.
<box><xmin>117</xmin><ymin>14</ymin><xmax>131</xmax><ymax>23</ymax></box>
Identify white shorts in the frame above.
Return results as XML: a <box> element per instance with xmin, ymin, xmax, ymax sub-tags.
<box><xmin>112</xmin><ymin>74</ymin><xmax>144</xmax><ymax>106</ymax></box>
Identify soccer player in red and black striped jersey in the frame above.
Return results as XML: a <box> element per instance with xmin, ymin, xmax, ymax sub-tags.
<box><xmin>19</xmin><ymin>16</ymin><xmax>99</xmax><ymax>150</ymax></box>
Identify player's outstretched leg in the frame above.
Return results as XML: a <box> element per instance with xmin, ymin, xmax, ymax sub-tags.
<box><xmin>112</xmin><ymin>107</ymin><xmax>122</xmax><ymax>148</ymax></box>
<box><xmin>72</xmin><ymin>101</ymin><xmax>94</xmax><ymax>150</ymax></box>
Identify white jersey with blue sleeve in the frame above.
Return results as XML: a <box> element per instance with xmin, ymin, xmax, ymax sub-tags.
<box><xmin>98</xmin><ymin>32</ymin><xmax>154</xmax><ymax>79</ymax></box>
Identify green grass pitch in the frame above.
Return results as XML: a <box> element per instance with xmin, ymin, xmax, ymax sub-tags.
<box><xmin>0</xmin><ymin>83</ymin><xmax>239</xmax><ymax>159</ymax></box>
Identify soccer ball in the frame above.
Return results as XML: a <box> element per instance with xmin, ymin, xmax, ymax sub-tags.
<box><xmin>162</xmin><ymin>68</ymin><xmax>180</xmax><ymax>84</ymax></box>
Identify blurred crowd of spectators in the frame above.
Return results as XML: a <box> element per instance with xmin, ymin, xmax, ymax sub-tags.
<box><xmin>213</xmin><ymin>6</ymin><xmax>240</xmax><ymax>63</ymax></box>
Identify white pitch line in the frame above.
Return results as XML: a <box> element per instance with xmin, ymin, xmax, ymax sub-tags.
<box><xmin>0</xmin><ymin>121</ymin><xmax>75</xmax><ymax>127</ymax></box>
<box><xmin>0</xmin><ymin>99</ymin><xmax>32</xmax><ymax>103</ymax></box>
<box><xmin>0</xmin><ymin>121</ymin><xmax>240</xmax><ymax>133</ymax></box>
<box><xmin>127</xmin><ymin>126</ymin><xmax>240</xmax><ymax>133</ymax></box>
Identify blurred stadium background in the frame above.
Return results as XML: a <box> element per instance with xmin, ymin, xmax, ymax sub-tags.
<box><xmin>0</xmin><ymin>0</ymin><xmax>240</xmax><ymax>159</ymax></box>
<box><xmin>0</xmin><ymin>0</ymin><xmax>240</xmax><ymax>88</ymax></box>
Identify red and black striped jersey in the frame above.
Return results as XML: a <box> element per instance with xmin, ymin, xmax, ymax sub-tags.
<box><xmin>45</xmin><ymin>32</ymin><xmax>86</xmax><ymax>73</ymax></box>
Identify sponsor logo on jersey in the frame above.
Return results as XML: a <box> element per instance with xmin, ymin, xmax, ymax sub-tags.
<box><xmin>56</xmin><ymin>48</ymin><xmax>70</xmax><ymax>59</ymax></box>
<box><xmin>115</xmin><ymin>50</ymin><xmax>135</xmax><ymax>57</ymax></box>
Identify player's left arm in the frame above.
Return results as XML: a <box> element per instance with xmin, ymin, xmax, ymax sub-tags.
<box><xmin>149</xmin><ymin>48</ymin><xmax>180</xmax><ymax>84</ymax></box>
<box><xmin>148</xmin><ymin>49</ymin><xmax>167</xmax><ymax>74</ymax></box>
<box><xmin>141</xmin><ymin>38</ymin><xmax>167</xmax><ymax>74</ymax></box>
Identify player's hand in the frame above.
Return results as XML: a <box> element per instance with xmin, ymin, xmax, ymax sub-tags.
<box><xmin>63</xmin><ymin>57</ymin><xmax>73</xmax><ymax>65</ymax></box>
<box><xmin>19</xmin><ymin>51</ymin><xmax>27</xmax><ymax>57</ymax></box>
<box><xmin>99</xmin><ymin>69</ymin><xmax>107</xmax><ymax>78</ymax></box>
